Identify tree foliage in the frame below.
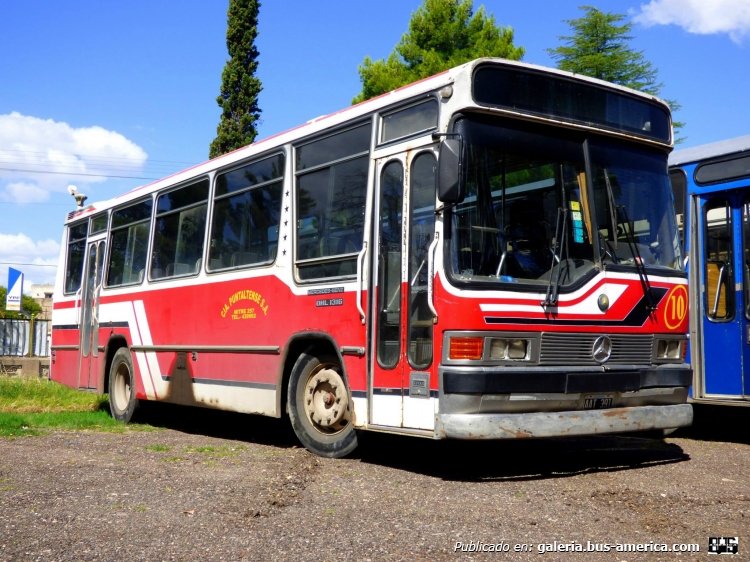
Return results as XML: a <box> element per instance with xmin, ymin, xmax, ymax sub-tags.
<box><xmin>209</xmin><ymin>0</ymin><xmax>263</xmax><ymax>159</ymax></box>
<box><xmin>353</xmin><ymin>0</ymin><xmax>524</xmax><ymax>104</ymax></box>
<box><xmin>547</xmin><ymin>5</ymin><xmax>683</xmax><ymax>141</ymax></box>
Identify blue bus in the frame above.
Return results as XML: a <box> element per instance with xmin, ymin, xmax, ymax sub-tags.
<box><xmin>669</xmin><ymin>135</ymin><xmax>750</xmax><ymax>405</ymax></box>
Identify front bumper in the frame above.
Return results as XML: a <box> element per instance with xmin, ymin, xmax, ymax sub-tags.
<box><xmin>435</xmin><ymin>403</ymin><xmax>693</xmax><ymax>439</ymax></box>
<box><xmin>441</xmin><ymin>364</ymin><xmax>692</xmax><ymax>394</ymax></box>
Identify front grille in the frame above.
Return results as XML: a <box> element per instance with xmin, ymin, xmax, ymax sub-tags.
<box><xmin>540</xmin><ymin>332</ymin><xmax>654</xmax><ymax>366</ymax></box>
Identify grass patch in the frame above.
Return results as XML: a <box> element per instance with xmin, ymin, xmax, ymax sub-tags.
<box><xmin>162</xmin><ymin>456</ymin><xmax>186</xmax><ymax>463</ymax></box>
<box><xmin>0</xmin><ymin>413</ymin><xmax>41</xmax><ymax>437</ymax></box>
<box><xmin>0</xmin><ymin>377</ymin><xmax>107</xmax><ymax>413</ymax></box>
<box><xmin>184</xmin><ymin>444</ymin><xmax>246</xmax><ymax>457</ymax></box>
<box><xmin>0</xmin><ymin>377</ymin><xmax>151</xmax><ymax>437</ymax></box>
<box><xmin>153</xmin><ymin>444</ymin><xmax>247</xmax><ymax>464</ymax></box>
<box><xmin>0</xmin><ymin>410</ymin><xmax>126</xmax><ymax>437</ymax></box>
<box><xmin>145</xmin><ymin>444</ymin><xmax>173</xmax><ymax>453</ymax></box>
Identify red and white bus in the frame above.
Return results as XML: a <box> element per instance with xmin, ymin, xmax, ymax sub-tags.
<box><xmin>51</xmin><ymin>58</ymin><xmax>692</xmax><ymax>457</ymax></box>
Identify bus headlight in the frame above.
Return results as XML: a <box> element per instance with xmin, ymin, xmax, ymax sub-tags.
<box><xmin>489</xmin><ymin>337</ymin><xmax>528</xmax><ymax>360</ymax></box>
<box><xmin>655</xmin><ymin>338</ymin><xmax>684</xmax><ymax>361</ymax></box>
<box><xmin>508</xmin><ymin>339</ymin><xmax>529</xmax><ymax>359</ymax></box>
<box><xmin>489</xmin><ymin>338</ymin><xmax>507</xmax><ymax>360</ymax></box>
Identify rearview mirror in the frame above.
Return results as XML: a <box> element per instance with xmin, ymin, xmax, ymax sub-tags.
<box><xmin>437</xmin><ymin>137</ymin><xmax>463</xmax><ymax>203</ymax></box>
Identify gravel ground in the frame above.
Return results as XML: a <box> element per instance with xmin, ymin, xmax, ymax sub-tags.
<box><xmin>0</xmin><ymin>404</ymin><xmax>748</xmax><ymax>562</ymax></box>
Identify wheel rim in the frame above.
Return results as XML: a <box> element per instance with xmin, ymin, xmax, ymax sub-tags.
<box><xmin>112</xmin><ymin>362</ymin><xmax>131</xmax><ymax>414</ymax></box>
<box><xmin>303</xmin><ymin>367</ymin><xmax>350</xmax><ymax>434</ymax></box>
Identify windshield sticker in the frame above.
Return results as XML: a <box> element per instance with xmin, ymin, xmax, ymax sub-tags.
<box><xmin>570</xmin><ymin>201</ymin><xmax>584</xmax><ymax>243</ymax></box>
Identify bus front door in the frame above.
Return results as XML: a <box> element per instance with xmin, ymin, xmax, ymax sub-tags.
<box><xmin>369</xmin><ymin>151</ymin><xmax>437</xmax><ymax>429</ymax></box>
<box><xmin>78</xmin><ymin>240</ymin><xmax>105</xmax><ymax>390</ymax></box>
<box><xmin>698</xmin><ymin>194</ymin><xmax>749</xmax><ymax>400</ymax></box>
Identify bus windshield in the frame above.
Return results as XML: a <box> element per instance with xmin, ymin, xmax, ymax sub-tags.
<box><xmin>447</xmin><ymin>116</ymin><xmax>681</xmax><ymax>289</ymax></box>
<box><xmin>590</xmin><ymin>140</ymin><xmax>682</xmax><ymax>271</ymax></box>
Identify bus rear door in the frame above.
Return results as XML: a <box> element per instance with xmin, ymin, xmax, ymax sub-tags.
<box><xmin>78</xmin><ymin>239</ymin><xmax>105</xmax><ymax>390</ymax></box>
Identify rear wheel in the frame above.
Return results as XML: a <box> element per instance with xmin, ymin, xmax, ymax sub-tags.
<box><xmin>287</xmin><ymin>352</ymin><xmax>358</xmax><ymax>458</ymax></box>
<box><xmin>108</xmin><ymin>347</ymin><xmax>139</xmax><ymax>423</ymax></box>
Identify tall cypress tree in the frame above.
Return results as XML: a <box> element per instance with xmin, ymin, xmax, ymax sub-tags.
<box><xmin>548</xmin><ymin>6</ymin><xmax>660</xmax><ymax>94</ymax></box>
<box><xmin>547</xmin><ymin>5</ymin><xmax>683</xmax><ymax>141</ymax></box>
<box><xmin>209</xmin><ymin>0</ymin><xmax>262</xmax><ymax>158</ymax></box>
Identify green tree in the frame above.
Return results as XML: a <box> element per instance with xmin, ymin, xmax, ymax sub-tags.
<box><xmin>0</xmin><ymin>287</ymin><xmax>42</xmax><ymax>319</ymax></box>
<box><xmin>547</xmin><ymin>5</ymin><xmax>684</xmax><ymax>142</ymax></box>
<box><xmin>209</xmin><ymin>0</ymin><xmax>263</xmax><ymax>159</ymax></box>
<box><xmin>353</xmin><ymin>0</ymin><xmax>524</xmax><ymax>104</ymax></box>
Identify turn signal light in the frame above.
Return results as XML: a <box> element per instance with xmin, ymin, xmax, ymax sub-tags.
<box><xmin>449</xmin><ymin>337</ymin><xmax>484</xmax><ymax>360</ymax></box>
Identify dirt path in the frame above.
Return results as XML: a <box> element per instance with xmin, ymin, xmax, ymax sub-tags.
<box><xmin>1</xmin><ymin>406</ymin><xmax>748</xmax><ymax>561</ymax></box>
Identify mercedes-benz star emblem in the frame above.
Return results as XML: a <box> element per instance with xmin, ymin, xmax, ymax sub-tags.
<box><xmin>592</xmin><ymin>335</ymin><xmax>613</xmax><ymax>364</ymax></box>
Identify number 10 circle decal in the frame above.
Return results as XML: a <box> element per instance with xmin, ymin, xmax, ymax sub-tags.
<box><xmin>663</xmin><ymin>285</ymin><xmax>688</xmax><ymax>330</ymax></box>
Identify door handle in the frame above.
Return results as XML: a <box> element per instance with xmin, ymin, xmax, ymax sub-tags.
<box><xmin>356</xmin><ymin>241</ymin><xmax>367</xmax><ymax>325</ymax></box>
<box><xmin>75</xmin><ymin>288</ymin><xmax>82</xmax><ymax>325</ymax></box>
<box><xmin>427</xmin><ymin>233</ymin><xmax>439</xmax><ymax>321</ymax></box>
<box><xmin>710</xmin><ymin>264</ymin><xmax>727</xmax><ymax>319</ymax></box>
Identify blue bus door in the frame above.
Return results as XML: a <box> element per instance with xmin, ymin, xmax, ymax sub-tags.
<box><xmin>697</xmin><ymin>193</ymin><xmax>748</xmax><ymax>399</ymax></box>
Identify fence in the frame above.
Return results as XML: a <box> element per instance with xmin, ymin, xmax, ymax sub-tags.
<box><xmin>0</xmin><ymin>319</ymin><xmax>50</xmax><ymax>357</ymax></box>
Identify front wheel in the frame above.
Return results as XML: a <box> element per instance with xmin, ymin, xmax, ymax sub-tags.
<box><xmin>287</xmin><ymin>352</ymin><xmax>358</xmax><ymax>458</ymax></box>
<box><xmin>108</xmin><ymin>347</ymin><xmax>139</xmax><ymax>423</ymax></box>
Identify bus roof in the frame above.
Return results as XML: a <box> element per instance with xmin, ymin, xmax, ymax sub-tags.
<box><xmin>66</xmin><ymin>57</ymin><xmax>672</xmax><ymax>224</ymax></box>
<box><xmin>669</xmin><ymin>134</ymin><xmax>750</xmax><ymax>166</ymax></box>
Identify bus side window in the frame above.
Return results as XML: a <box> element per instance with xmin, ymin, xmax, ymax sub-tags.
<box><xmin>209</xmin><ymin>153</ymin><xmax>284</xmax><ymax>271</ymax></box>
<box><xmin>64</xmin><ymin>221</ymin><xmax>88</xmax><ymax>294</ymax></box>
<box><xmin>669</xmin><ymin>169</ymin><xmax>687</xmax><ymax>254</ymax></box>
<box><xmin>295</xmin><ymin>122</ymin><xmax>371</xmax><ymax>281</ymax></box>
<box><xmin>704</xmin><ymin>199</ymin><xmax>734</xmax><ymax>321</ymax></box>
<box><xmin>151</xmin><ymin>179</ymin><xmax>209</xmax><ymax>280</ymax></box>
<box><xmin>107</xmin><ymin>199</ymin><xmax>152</xmax><ymax>287</ymax></box>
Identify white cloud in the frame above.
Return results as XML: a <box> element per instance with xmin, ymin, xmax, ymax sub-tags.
<box><xmin>0</xmin><ymin>181</ymin><xmax>50</xmax><ymax>204</ymax></box>
<box><xmin>0</xmin><ymin>233</ymin><xmax>60</xmax><ymax>287</ymax></box>
<box><xmin>0</xmin><ymin>233</ymin><xmax>59</xmax><ymax>258</ymax></box>
<box><xmin>634</xmin><ymin>0</ymin><xmax>750</xmax><ymax>43</ymax></box>
<box><xmin>0</xmin><ymin>112</ymin><xmax>148</xmax><ymax>200</ymax></box>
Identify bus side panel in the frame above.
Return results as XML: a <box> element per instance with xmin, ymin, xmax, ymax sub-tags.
<box><xmin>49</xmin><ymin>331</ymin><xmax>81</xmax><ymax>389</ymax></box>
<box><xmin>50</xmin><ymin>302</ymin><xmax>81</xmax><ymax>389</ymax></box>
<box><xmin>95</xmin><ymin>273</ymin><xmax>367</xmax><ymax>415</ymax></box>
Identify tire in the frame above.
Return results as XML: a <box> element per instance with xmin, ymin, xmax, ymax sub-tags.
<box><xmin>287</xmin><ymin>352</ymin><xmax>358</xmax><ymax>458</ymax></box>
<box><xmin>108</xmin><ymin>347</ymin><xmax>139</xmax><ymax>423</ymax></box>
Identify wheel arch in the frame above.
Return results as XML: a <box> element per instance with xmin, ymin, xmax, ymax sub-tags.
<box><xmin>102</xmin><ymin>335</ymin><xmax>129</xmax><ymax>396</ymax></box>
<box><xmin>277</xmin><ymin>332</ymin><xmax>349</xmax><ymax>418</ymax></box>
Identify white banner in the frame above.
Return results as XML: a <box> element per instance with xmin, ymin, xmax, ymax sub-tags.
<box><xmin>6</xmin><ymin>267</ymin><xmax>23</xmax><ymax>312</ymax></box>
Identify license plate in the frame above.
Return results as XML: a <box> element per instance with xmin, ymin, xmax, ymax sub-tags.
<box><xmin>583</xmin><ymin>395</ymin><xmax>614</xmax><ymax>409</ymax></box>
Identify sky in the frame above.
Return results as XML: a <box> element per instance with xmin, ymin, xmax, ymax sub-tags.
<box><xmin>1</xmin><ymin>0</ymin><xmax>749</xmax><ymax>290</ymax></box>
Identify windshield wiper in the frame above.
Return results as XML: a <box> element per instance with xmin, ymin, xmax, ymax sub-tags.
<box><xmin>600</xmin><ymin>169</ymin><xmax>620</xmax><ymax>264</ymax></box>
<box><xmin>598</xmin><ymin>230</ymin><xmax>618</xmax><ymax>264</ymax></box>
<box><xmin>542</xmin><ymin>206</ymin><xmax>568</xmax><ymax>308</ymax></box>
<box><xmin>617</xmin><ymin>204</ymin><xmax>657</xmax><ymax>313</ymax></box>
